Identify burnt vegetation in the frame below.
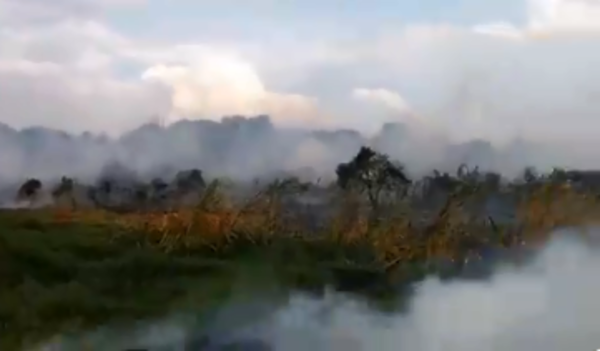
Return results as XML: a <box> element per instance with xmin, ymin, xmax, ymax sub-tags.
<box><xmin>7</xmin><ymin>145</ymin><xmax>600</xmax><ymax>253</ymax></box>
<box><xmin>3</xmin><ymin>145</ymin><xmax>600</xmax><ymax>350</ymax></box>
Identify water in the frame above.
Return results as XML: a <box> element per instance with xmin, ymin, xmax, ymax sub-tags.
<box><xmin>16</xmin><ymin>228</ymin><xmax>600</xmax><ymax>350</ymax></box>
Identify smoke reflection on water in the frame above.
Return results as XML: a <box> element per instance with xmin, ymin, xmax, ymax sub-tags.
<box><xmin>37</xmin><ymin>228</ymin><xmax>600</xmax><ymax>351</ymax></box>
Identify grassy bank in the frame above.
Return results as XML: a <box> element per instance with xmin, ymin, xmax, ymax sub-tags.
<box><xmin>0</xmin><ymin>210</ymin><xmax>397</xmax><ymax>350</ymax></box>
<box><xmin>1</xmin><ymin>182</ymin><xmax>599</xmax><ymax>350</ymax></box>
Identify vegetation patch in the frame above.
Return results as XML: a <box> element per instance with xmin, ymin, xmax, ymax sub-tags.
<box><xmin>2</xmin><ymin>148</ymin><xmax>600</xmax><ymax>349</ymax></box>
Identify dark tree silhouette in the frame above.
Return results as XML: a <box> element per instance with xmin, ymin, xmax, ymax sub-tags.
<box><xmin>174</xmin><ymin>169</ymin><xmax>206</xmax><ymax>193</ymax></box>
<box><xmin>427</xmin><ymin>170</ymin><xmax>461</xmax><ymax>194</ymax></box>
<box><xmin>522</xmin><ymin>166</ymin><xmax>539</xmax><ymax>185</ymax></box>
<box><xmin>482</xmin><ymin>171</ymin><xmax>502</xmax><ymax>192</ymax></box>
<box><xmin>16</xmin><ymin>178</ymin><xmax>42</xmax><ymax>202</ymax></box>
<box><xmin>564</xmin><ymin>170</ymin><xmax>600</xmax><ymax>191</ymax></box>
<box><xmin>335</xmin><ymin>146</ymin><xmax>411</xmax><ymax>212</ymax></box>
<box><xmin>548</xmin><ymin>167</ymin><xmax>568</xmax><ymax>184</ymax></box>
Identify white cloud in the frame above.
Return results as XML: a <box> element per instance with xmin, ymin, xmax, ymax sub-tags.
<box><xmin>141</xmin><ymin>53</ymin><xmax>327</xmax><ymax>128</ymax></box>
<box><xmin>472</xmin><ymin>22</ymin><xmax>524</xmax><ymax>38</ymax></box>
<box><xmin>2</xmin><ymin>0</ymin><xmax>600</xmax><ymax>149</ymax></box>
<box><xmin>301</xmin><ymin>0</ymin><xmax>600</xmax><ymax>143</ymax></box>
<box><xmin>0</xmin><ymin>15</ymin><xmax>169</xmax><ymax>134</ymax></box>
<box><xmin>0</xmin><ymin>1</ymin><xmax>330</xmax><ymax>134</ymax></box>
<box><xmin>528</xmin><ymin>0</ymin><xmax>600</xmax><ymax>30</ymax></box>
<box><xmin>0</xmin><ymin>59</ymin><xmax>169</xmax><ymax>134</ymax></box>
<box><xmin>352</xmin><ymin>88</ymin><xmax>411</xmax><ymax>113</ymax></box>
<box><xmin>0</xmin><ymin>0</ymin><xmax>143</xmax><ymax>28</ymax></box>
<box><xmin>0</xmin><ymin>20</ymin><xmax>128</xmax><ymax>72</ymax></box>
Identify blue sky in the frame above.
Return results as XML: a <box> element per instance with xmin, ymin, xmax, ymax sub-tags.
<box><xmin>108</xmin><ymin>0</ymin><xmax>527</xmax><ymax>42</ymax></box>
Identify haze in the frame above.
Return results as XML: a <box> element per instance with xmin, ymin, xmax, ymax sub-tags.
<box><xmin>2</xmin><ymin>0</ymin><xmax>600</xmax><ymax>180</ymax></box>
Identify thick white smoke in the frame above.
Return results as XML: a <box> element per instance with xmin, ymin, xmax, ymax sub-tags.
<box><xmin>38</xmin><ymin>228</ymin><xmax>600</xmax><ymax>350</ymax></box>
<box><xmin>262</xmin><ymin>231</ymin><xmax>600</xmax><ymax>350</ymax></box>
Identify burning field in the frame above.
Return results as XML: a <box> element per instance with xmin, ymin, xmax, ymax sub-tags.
<box><xmin>3</xmin><ymin>148</ymin><xmax>600</xmax><ymax>350</ymax></box>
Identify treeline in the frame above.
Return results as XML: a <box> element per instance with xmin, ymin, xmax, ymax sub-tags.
<box><xmin>0</xmin><ymin>115</ymin><xmax>550</xmax><ymax>183</ymax></box>
<box><xmin>9</xmin><ymin>146</ymin><xmax>599</xmax><ymax>215</ymax></box>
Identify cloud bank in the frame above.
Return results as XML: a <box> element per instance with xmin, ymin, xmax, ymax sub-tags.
<box><xmin>1</xmin><ymin>0</ymin><xmax>600</xmax><ymax>134</ymax></box>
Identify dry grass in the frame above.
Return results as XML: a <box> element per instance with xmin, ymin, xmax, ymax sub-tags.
<box><xmin>4</xmin><ymin>182</ymin><xmax>600</xmax><ymax>350</ymax></box>
<box><xmin>43</xmin><ymin>182</ymin><xmax>600</xmax><ymax>270</ymax></box>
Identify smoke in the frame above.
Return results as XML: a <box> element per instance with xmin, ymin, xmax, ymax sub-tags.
<box><xmin>0</xmin><ymin>113</ymin><xmax>593</xmax><ymax>186</ymax></box>
<box><xmin>263</xmin><ymin>231</ymin><xmax>600</xmax><ymax>351</ymax></box>
<box><xmin>37</xmin><ymin>227</ymin><xmax>600</xmax><ymax>350</ymax></box>
<box><xmin>5</xmin><ymin>0</ymin><xmax>600</xmax><ymax>184</ymax></box>
<box><xmin>259</xmin><ymin>230</ymin><xmax>600</xmax><ymax>350</ymax></box>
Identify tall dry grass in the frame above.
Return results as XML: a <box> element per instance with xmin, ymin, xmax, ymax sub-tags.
<box><xmin>5</xmin><ymin>180</ymin><xmax>600</xmax><ymax>350</ymax></box>
<box><xmin>45</xmin><ymin>181</ymin><xmax>600</xmax><ymax>270</ymax></box>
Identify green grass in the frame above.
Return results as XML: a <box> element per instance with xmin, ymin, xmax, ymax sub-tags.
<box><xmin>0</xmin><ymin>210</ymin><xmax>401</xmax><ymax>350</ymax></box>
<box><xmin>0</xmin><ymin>201</ymin><xmax>554</xmax><ymax>350</ymax></box>
<box><xmin>0</xmin><ymin>212</ymin><xmax>241</xmax><ymax>349</ymax></box>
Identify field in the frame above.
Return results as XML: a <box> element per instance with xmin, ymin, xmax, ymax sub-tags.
<box><xmin>3</xmin><ymin>149</ymin><xmax>600</xmax><ymax>350</ymax></box>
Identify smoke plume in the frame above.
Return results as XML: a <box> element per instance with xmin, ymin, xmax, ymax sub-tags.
<box><xmin>37</xmin><ymin>228</ymin><xmax>600</xmax><ymax>350</ymax></box>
